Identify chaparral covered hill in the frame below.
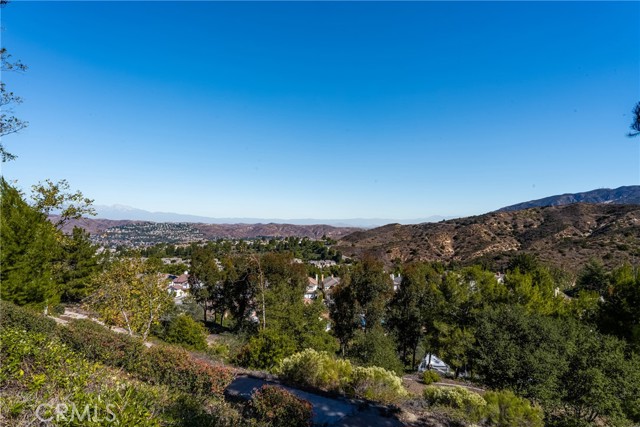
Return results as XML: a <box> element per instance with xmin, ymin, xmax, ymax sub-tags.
<box><xmin>336</xmin><ymin>204</ymin><xmax>640</xmax><ymax>271</ymax></box>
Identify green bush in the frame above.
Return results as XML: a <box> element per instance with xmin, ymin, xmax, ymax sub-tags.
<box><xmin>58</xmin><ymin>318</ymin><xmax>145</xmax><ymax>370</ymax></box>
<box><xmin>422</xmin><ymin>370</ymin><xmax>441</xmax><ymax>385</ymax></box>
<box><xmin>235</xmin><ymin>328</ymin><xmax>297</xmax><ymax>371</ymax></box>
<box><xmin>423</xmin><ymin>386</ymin><xmax>486</xmax><ymax>421</ymax></box>
<box><xmin>350</xmin><ymin>366</ymin><xmax>408</xmax><ymax>403</ymax></box>
<box><xmin>0</xmin><ymin>327</ymin><xmax>167</xmax><ymax>427</ymax></box>
<box><xmin>483</xmin><ymin>390</ymin><xmax>544</xmax><ymax>427</ymax></box>
<box><xmin>278</xmin><ymin>348</ymin><xmax>352</xmax><ymax>392</ymax></box>
<box><xmin>0</xmin><ymin>300</ymin><xmax>57</xmax><ymax>335</ymax></box>
<box><xmin>163</xmin><ymin>314</ymin><xmax>208</xmax><ymax>351</ymax></box>
<box><xmin>137</xmin><ymin>344</ymin><xmax>235</xmax><ymax>397</ymax></box>
<box><xmin>277</xmin><ymin>349</ymin><xmax>407</xmax><ymax>403</ymax></box>
<box><xmin>248</xmin><ymin>385</ymin><xmax>313</xmax><ymax>427</ymax></box>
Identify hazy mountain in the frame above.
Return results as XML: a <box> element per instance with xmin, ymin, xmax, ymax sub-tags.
<box><xmin>336</xmin><ymin>203</ymin><xmax>640</xmax><ymax>271</ymax></box>
<box><xmin>92</xmin><ymin>205</ymin><xmax>451</xmax><ymax>228</ymax></box>
<box><xmin>498</xmin><ymin>186</ymin><xmax>640</xmax><ymax>212</ymax></box>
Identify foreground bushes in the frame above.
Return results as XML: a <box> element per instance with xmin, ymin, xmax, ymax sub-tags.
<box><xmin>248</xmin><ymin>385</ymin><xmax>313</xmax><ymax>427</ymax></box>
<box><xmin>278</xmin><ymin>348</ymin><xmax>352</xmax><ymax>392</ymax></box>
<box><xmin>138</xmin><ymin>344</ymin><xmax>234</xmax><ymax>396</ymax></box>
<box><xmin>58</xmin><ymin>318</ymin><xmax>145</xmax><ymax>371</ymax></box>
<box><xmin>351</xmin><ymin>366</ymin><xmax>408</xmax><ymax>403</ymax></box>
<box><xmin>423</xmin><ymin>386</ymin><xmax>543</xmax><ymax>427</ymax></box>
<box><xmin>0</xmin><ymin>327</ymin><xmax>168</xmax><ymax>426</ymax></box>
<box><xmin>483</xmin><ymin>390</ymin><xmax>544</xmax><ymax>427</ymax></box>
<box><xmin>423</xmin><ymin>385</ymin><xmax>487</xmax><ymax>420</ymax></box>
<box><xmin>0</xmin><ymin>299</ymin><xmax>57</xmax><ymax>334</ymax></box>
<box><xmin>422</xmin><ymin>370</ymin><xmax>441</xmax><ymax>385</ymax></box>
<box><xmin>278</xmin><ymin>349</ymin><xmax>407</xmax><ymax>403</ymax></box>
<box><xmin>1</xmin><ymin>301</ymin><xmax>235</xmax><ymax>399</ymax></box>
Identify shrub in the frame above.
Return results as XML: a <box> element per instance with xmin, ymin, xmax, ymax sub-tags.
<box><xmin>422</xmin><ymin>370</ymin><xmax>441</xmax><ymax>385</ymax></box>
<box><xmin>163</xmin><ymin>314</ymin><xmax>208</xmax><ymax>351</ymax></box>
<box><xmin>0</xmin><ymin>300</ymin><xmax>57</xmax><ymax>335</ymax></box>
<box><xmin>483</xmin><ymin>390</ymin><xmax>543</xmax><ymax>427</ymax></box>
<box><xmin>248</xmin><ymin>385</ymin><xmax>313</xmax><ymax>427</ymax></box>
<box><xmin>235</xmin><ymin>328</ymin><xmax>297</xmax><ymax>371</ymax></box>
<box><xmin>0</xmin><ymin>327</ymin><xmax>166</xmax><ymax>427</ymax></box>
<box><xmin>278</xmin><ymin>348</ymin><xmax>353</xmax><ymax>392</ymax></box>
<box><xmin>137</xmin><ymin>344</ymin><xmax>235</xmax><ymax>397</ymax></box>
<box><xmin>423</xmin><ymin>386</ymin><xmax>486</xmax><ymax>420</ymax></box>
<box><xmin>350</xmin><ymin>366</ymin><xmax>408</xmax><ymax>403</ymax></box>
<box><xmin>57</xmin><ymin>318</ymin><xmax>145</xmax><ymax>370</ymax></box>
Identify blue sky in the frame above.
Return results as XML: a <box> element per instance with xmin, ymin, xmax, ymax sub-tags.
<box><xmin>2</xmin><ymin>1</ymin><xmax>638</xmax><ymax>220</ymax></box>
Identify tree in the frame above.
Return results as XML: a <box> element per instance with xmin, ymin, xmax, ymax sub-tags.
<box><xmin>30</xmin><ymin>179</ymin><xmax>96</xmax><ymax>229</ymax></box>
<box><xmin>58</xmin><ymin>226</ymin><xmax>103</xmax><ymax>302</ymax></box>
<box><xmin>329</xmin><ymin>280</ymin><xmax>359</xmax><ymax>355</ymax></box>
<box><xmin>0</xmin><ymin>178</ymin><xmax>60</xmax><ymax>310</ymax></box>
<box><xmin>347</xmin><ymin>326</ymin><xmax>404</xmax><ymax>375</ymax></box>
<box><xmin>387</xmin><ymin>262</ymin><xmax>430</xmax><ymax>367</ymax></box>
<box><xmin>0</xmin><ymin>43</ymin><xmax>28</xmax><ymax>161</ymax></box>
<box><xmin>87</xmin><ymin>256</ymin><xmax>173</xmax><ymax>340</ymax></box>
<box><xmin>473</xmin><ymin>305</ymin><xmax>571</xmax><ymax>404</ymax></box>
<box><xmin>349</xmin><ymin>255</ymin><xmax>393</xmax><ymax>332</ymax></box>
<box><xmin>188</xmin><ymin>246</ymin><xmax>221</xmax><ymax>323</ymax></box>
<box><xmin>628</xmin><ymin>101</ymin><xmax>640</xmax><ymax>137</ymax></box>
<box><xmin>598</xmin><ymin>264</ymin><xmax>640</xmax><ymax>351</ymax></box>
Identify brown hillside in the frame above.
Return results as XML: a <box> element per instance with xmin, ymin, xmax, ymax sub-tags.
<box><xmin>336</xmin><ymin>204</ymin><xmax>640</xmax><ymax>271</ymax></box>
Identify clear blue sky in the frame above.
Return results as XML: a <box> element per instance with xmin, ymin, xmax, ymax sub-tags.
<box><xmin>2</xmin><ymin>1</ymin><xmax>639</xmax><ymax>219</ymax></box>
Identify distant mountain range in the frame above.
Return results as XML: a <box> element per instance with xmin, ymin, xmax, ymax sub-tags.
<box><xmin>498</xmin><ymin>186</ymin><xmax>640</xmax><ymax>212</ymax></box>
<box><xmin>54</xmin><ymin>216</ymin><xmax>361</xmax><ymax>241</ymax></box>
<box><xmin>336</xmin><ymin>203</ymin><xmax>640</xmax><ymax>271</ymax></box>
<box><xmin>91</xmin><ymin>204</ymin><xmax>451</xmax><ymax>228</ymax></box>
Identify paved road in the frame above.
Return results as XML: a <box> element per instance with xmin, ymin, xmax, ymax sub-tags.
<box><xmin>226</xmin><ymin>376</ymin><xmax>404</xmax><ymax>427</ymax></box>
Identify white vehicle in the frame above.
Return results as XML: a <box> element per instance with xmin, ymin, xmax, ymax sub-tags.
<box><xmin>417</xmin><ymin>354</ymin><xmax>452</xmax><ymax>376</ymax></box>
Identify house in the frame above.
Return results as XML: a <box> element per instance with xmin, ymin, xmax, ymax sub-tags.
<box><xmin>309</xmin><ymin>260</ymin><xmax>337</xmax><ymax>269</ymax></box>
<box><xmin>305</xmin><ymin>275</ymin><xmax>319</xmax><ymax>300</ymax></box>
<box><xmin>167</xmin><ymin>283</ymin><xmax>188</xmax><ymax>299</ymax></box>
<box><xmin>171</xmin><ymin>272</ymin><xmax>190</xmax><ymax>290</ymax></box>
<box><xmin>321</xmin><ymin>275</ymin><xmax>340</xmax><ymax>290</ymax></box>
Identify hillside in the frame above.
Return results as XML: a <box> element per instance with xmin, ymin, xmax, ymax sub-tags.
<box><xmin>498</xmin><ymin>186</ymin><xmax>640</xmax><ymax>211</ymax></box>
<box><xmin>336</xmin><ymin>204</ymin><xmax>640</xmax><ymax>271</ymax></box>
<box><xmin>53</xmin><ymin>216</ymin><xmax>360</xmax><ymax>244</ymax></box>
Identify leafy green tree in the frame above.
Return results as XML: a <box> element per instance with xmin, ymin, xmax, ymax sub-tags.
<box><xmin>559</xmin><ymin>331</ymin><xmax>636</xmax><ymax>425</ymax></box>
<box><xmin>504</xmin><ymin>267</ymin><xmax>562</xmax><ymax>315</ymax></box>
<box><xmin>350</xmin><ymin>255</ymin><xmax>393</xmax><ymax>332</ymax></box>
<box><xmin>329</xmin><ymin>280</ymin><xmax>359</xmax><ymax>355</ymax></box>
<box><xmin>297</xmin><ymin>296</ymin><xmax>338</xmax><ymax>353</ymax></box>
<box><xmin>87</xmin><ymin>256</ymin><xmax>173</xmax><ymax>340</ymax></box>
<box><xmin>387</xmin><ymin>262</ymin><xmax>430</xmax><ymax>367</ymax></box>
<box><xmin>0</xmin><ymin>179</ymin><xmax>60</xmax><ymax>310</ymax></box>
<box><xmin>348</xmin><ymin>326</ymin><xmax>404</xmax><ymax>375</ymax></box>
<box><xmin>576</xmin><ymin>260</ymin><xmax>609</xmax><ymax>296</ymax></box>
<box><xmin>473</xmin><ymin>305</ymin><xmax>570</xmax><ymax>404</ymax></box>
<box><xmin>30</xmin><ymin>178</ymin><xmax>96</xmax><ymax>229</ymax></box>
<box><xmin>188</xmin><ymin>246</ymin><xmax>220</xmax><ymax>323</ymax></box>
<box><xmin>598</xmin><ymin>264</ymin><xmax>640</xmax><ymax>351</ymax></box>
